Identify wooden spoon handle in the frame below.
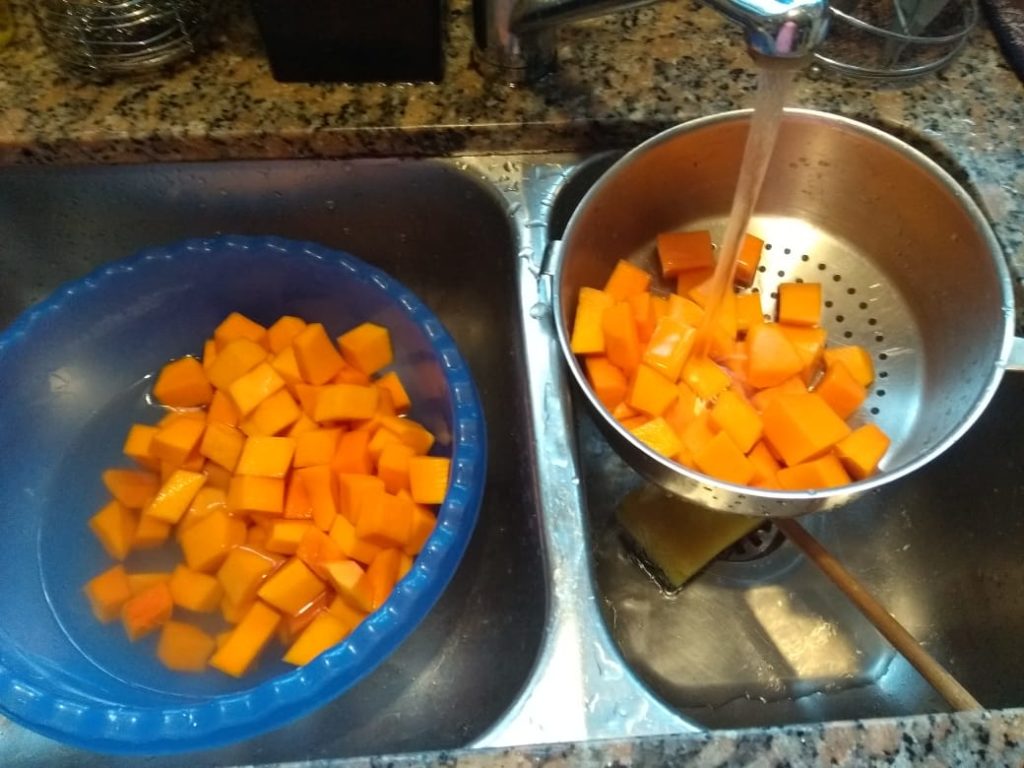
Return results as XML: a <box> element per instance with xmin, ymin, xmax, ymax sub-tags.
<box><xmin>775</xmin><ymin>517</ymin><xmax>982</xmax><ymax>712</ymax></box>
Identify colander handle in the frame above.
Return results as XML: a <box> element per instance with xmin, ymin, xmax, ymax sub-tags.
<box><xmin>1009</xmin><ymin>336</ymin><xmax>1024</xmax><ymax>372</ymax></box>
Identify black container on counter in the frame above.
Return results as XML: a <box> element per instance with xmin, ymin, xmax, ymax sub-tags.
<box><xmin>249</xmin><ymin>0</ymin><xmax>445</xmax><ymax>83</ymax></box>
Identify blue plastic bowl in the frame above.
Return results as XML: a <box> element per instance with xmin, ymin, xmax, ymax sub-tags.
<box><xmin>0</xmin><ymin>236</ymin><xmax>486</xmax><ymax>754</ymax></box>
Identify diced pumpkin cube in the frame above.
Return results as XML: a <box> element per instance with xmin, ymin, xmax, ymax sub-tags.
<box><xmin>266</xmin><ymin>519</ymin><xmax>316</xmax><ymax>554</ymax></box>
<box><xmin>663</xmin><ymin>382</ymin><xmax>703</xmax><ymax>435</ymax></box>
<box><xmin>750</xmin><ymin>375</ymin><xmax>808</xmax><ymax>413</ymax></box>
<box><xmin>642</xmin><ymin>316</ymin><xmax>697</xmax><ymax>383</ymax></box>
<box><xmin>603</xmin><ymin>259</ymin><xmax>652</xmax><ymax>301</ymax></box>
<box><xmin>235</xmin><ymin>435</ymin><xmax>296</xmax><ymax>478</ymax></box>
<box><xmin>375</xmin><ymin>371</ymin><xmax>411</xmax><ymax>414</ymax></box>
<box><xmin>102</xmin><ymin>468</ymin><xmax>160</xmax><ymax>509</ymax></box>
<box><xmin>778</xmin><ymin>325</ymin><xmax>828</xmax><ymax>384</ymax></box>
<box><xmin>283</xmin><ymin>611</ymin><xmax>351</xmax><ymax>666</ymax></box>
<box><xmin>330</xmin><ymin>428</ymin><xmax>373</xmax><ymax>475</ymax></box>
<box><xmin>295</xmin><ymin>526</ymin><xmax>345</xmax><ymax>578</ymax></box>
<box><xmin>257</xmin><ymin>557</ymin><xmax>327</xmax><ymax>616</ymax></box>
<box><xmin>762</xmin><ymin>393</ymin><xmax>852</xmax><ymax>467</ymax></box>
<box><xmin>168</xmin><ymin>564</ymin><xmax>223</xmax><ymax>613</ymax></box>
<box><xmin>338</xmin><ymin>322</ymin><xmax>393</xmax><ymax>375</ymax></box>
<box><xmin>693</xmin><ymin>431</ymin><xmax>757</xmax><ymax>486</ymax></box>
<box><xmin>206</xmin><ymin>389</ymin><xmax>241</xmax><ymax>427</ymax></box>
<box><xmin>328</xmin><ymin>515</ymin><xmax>383</xmax><ymax>565</ymax></box>
<box><xmin>270</xmin><ymin>345</ymin><xmax>304</xmax><ymax>391</ymax></box>
<box><xmin>681</xmin><ymin>356</ymin><xmax>731</xmax><ymax>401</ymax></box>
<box><xmin>327</xmin><ymin>593</ymin><xmax>369</xmax><ymax>631</ymax></box>
<box><xmin>602</xmin><ymin>301</ymin><xmax>641</xmax><ymax>375</ymax></box>
<box><xmin>217</xmin><ymin>547</ymin><xmax>282</xmax><ymax>606</ymax></box>
<box><xmin>287</xmin><ymin>413</ymin><xmax>318</xmax><ymax>438</ymax></box>
<box><xmin>152</xmin><ymin>415</ymin><xmax>206</xmax><ymax>467</ymax></box>
<box><xmin>584</xmin><ymin>356</ymin><xmax>628</xmax><ymax>411</ymax></box>
<box><xmin>337</xmin><ymin>473</ymin><xmax>386</xmax><ymax>522</ymax></box>
<box><xmin>157</xmin><ymin>621</ymin><xmax>217</xmax><ymax>672</ymax></box>
<box><xmin>408</xmin><ymin>456</ymin><xmax>450</xmax><ymax>505</ymax></box>
<box><xmin>377</xmin><ymin>442</ymin><xmax>416</xmax><ymax>494</ymax></box>
<box><xmin>681</xmin><ymin>411</ymin><xmax>718</xmax><ymax>458</ymax></box>
<box><xmin>777</xmin><ymin>282</ymin><xmax>822</xmax><ymax>327</ymax></box>
<box><xmin>283</xmin><ymin>474</ymin><xmax>313</xmax><ymax>520</ymax></box>
<box><xmin>745</xmin><ymin>323</ymin><xmax>805</xmax><ymax>389</ymax></box>
<box><xmin>84</xmin><ymin>564</ymin><xmax>133</xmax><ymax>623</ymax></box>
<box><xmin>628</xmin><ymin>291</ymin><xmax>657</xmax><ymax>343</ymax></box>
<box><xmin>294</xmin><ymin>465</ymin><xmax>338</xmax><ymax>530</ymax></box>
<box><xmin>823</xmin><ymin>345</ymin><xmax>875</xmax><ymax>387</ymax></box>
<box><xmin>152</xmin><ymin>356</ymin><xmax>213</xmax><ymax>408</ymax></box>
<box><xmin>126</xmin><ymin>572</ymin><xmax>171</xmax><ymax>595</ymax></box>
<box><xmin>570</xmin><ymin>287</ymin><xmax>614</xmax><ymax>355</ymax></box>
<box><xmin>206</xmin><ymin>337</ymin><xmax>268</xmax><ymax>391</ymax></box>
<box><xmin>294</xmin><ymin>428</ymin><xmax>342</xmax><ymax>468</ymax></box>
<box><xmin>199</xmin><ymin>421</ymin><xmax>245</xmax><ymax>472</ymax></box>
<box><xmin>355</xmin><ymin>490</ymin><xmax>415</xmax><ymax>549</ymax></box>
<box><xmin>202</xmin><ymin>338</ymin><xmax>218</xmax><ymax>371</ymax></box>
<box><xmin>228</xmin><ymin>474</ymin><xmax>285</xmax><ymax>515</ymax></box>
<box><xmin>656</xmin><ymin>230</ymin><xmax>714</xmax><ymax>277</ymax></box>
<box><xmin>244</xmin><ymin>388</ymin><xmax>301</xmax><ymax>436</ymax></box>
<box><xmin>324</xmin><ymin>560</ymin><xmax>373</xmax><ymax>613</ymax></box>
<box><xmin>629</xmin><ymin>416</ymin><xmax>683</xmax><ymax>458</ymax></box>
<box><xmin>834</xmin><ymin>423</ymin><xmax>891</xmax><ymax>480</ymax></box>
<box><xmin>209</xmin><ymin>601</ymin><xmax>281</xmax><ymax>678</ymax></box>
<box><xmin>121</xmin><ymin>582</ymin><xmax>174</xmax><ymax>641</ymax></box>
<box><xmin>266</xmin><ymin>315</ymin><xmax>308</xmax><ymax>354</ymax></box>
<box><xmin>292</xmin><ymin>323</ymin><xmax>345</xmax><ymax>385</ymax></box>
<box><xmin>379</xmin><ymin>416</ymin><xmax>434</xmax><ymax>456</ymax></box>
<box><xmin>402</xmin><ymin>501</ymin><xmax>436</xmax><ymax>556</ymax></box>
<box><xmin>628</xmin><ymin>364</ymin><xmax>679</xmax><ymax>417</ymax></box>
<box><xmin>361</xmin><ymin>548</ymin><xmax>403</xmax><ymax>611</ymax></box>
<box><xmin>734</xmin><ymin>233</ymin><xmax>764</xmax><ymax>287</ymax></box>
<box><xmin>748</xmin><ymin>441</ymin><xmax>782</xmax><ymax>486</ymax></box>
<box><xmin>776</xmin><ymin>454</ymin><xmax>851</xmax><ymax>490</ymax></box>
<box><xmin>144</xmin><ymin>469</ymin><xmax>207</xmax><ymax>524</ymax></box>
<box><xmin>229</xmin><ymin>362</ymin><xmax>286</xmax><ymax>417</ymax></box>
<box><xmin>666</xmin><ymin>294</ymin><xmax>705</xmax><ymax>327</ymax></box>
<box><xmin>132</xmin><ymin>515</ymin><xmax>172</xmax><ymax>548</ymax></box>
<box><xmin>708</xmin><ymin>389</ymin><xmax>763</xmax><ymax>454</ymax></box>
<box><xmin>814</xmin><ymin>360</ymin><xmax>867</xmax><ymax>419</ymax></box>
<box><xmin>122</xmin><ymin>424</ymin><xmax>160</xmax><ymax>470</ymax></box>
<box><xmin>214</xmin><ymin>312</ymin><xmax>267</xmax><ymax>349</ymax></box>
<box><xmin>179</xmin><ymin>510</ymin><xmax>247</xmax><ymax>572</ymax></box>
<box><xmin>313</xmin><ymin>383</ymin><xmax>379</xmax><ymax>422</ymax></box>
<box><xmin>735</xmin><ymin>292</ymin><xmax>765</xmax><ymax>334</ymax></box>
<box><xmin>89</xmin><ymin>500</ymin><xmax>138</xmax><ymax>560</ymax></box>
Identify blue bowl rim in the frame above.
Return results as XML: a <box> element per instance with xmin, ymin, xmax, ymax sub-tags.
<box><xmin>0</xmin><ymin>235</ymin><xmax>487</xmax><ymax>755</ymax></box>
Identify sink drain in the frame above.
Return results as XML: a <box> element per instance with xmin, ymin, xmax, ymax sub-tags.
<box><xmin>718</xmin><ymin>521</ymin><xmax>785</xmax><ymax>562</ymax></box>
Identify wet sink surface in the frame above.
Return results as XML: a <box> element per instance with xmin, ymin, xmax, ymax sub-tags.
<box><xmin>0</xmin><ymin>158</ymin><xmax>546</xmax><ymax>765</ymax></box>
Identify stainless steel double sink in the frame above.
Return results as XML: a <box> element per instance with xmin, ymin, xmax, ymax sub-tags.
<box><xmin>1</xmin><ymin>152</ymin><xmax>1021</xmax><ymax>765</ymax></box>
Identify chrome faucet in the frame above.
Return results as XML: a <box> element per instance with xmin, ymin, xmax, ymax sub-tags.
<box><xmin>473</xmin><ymin>0</ymin><xmax>830</xmax><ymax>83</ymax></box>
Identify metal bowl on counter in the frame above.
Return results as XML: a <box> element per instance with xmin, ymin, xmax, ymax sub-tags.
<box><xmin>0</xmin><ymin>235</ymin><xmax>486</xmax><ymax>754</ymax></box>
<box><xmin>552</xmin><ymin>108</ymin><xmax>1021</xmax><ymax>518</ymax></box>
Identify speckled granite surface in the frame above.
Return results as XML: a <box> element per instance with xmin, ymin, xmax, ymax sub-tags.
<box><xmin>2</xmin><ymin>1</ymin><xmax>1024</xmax><ymax>765</ymax></box>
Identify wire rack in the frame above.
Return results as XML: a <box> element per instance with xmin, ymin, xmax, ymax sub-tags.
<box><xmin>812</xmin><ymin>0</ymin><xmax>979</xmax><ymax>80</ymax></box>
<box><xmin>34</xmin><ymin>0</ymin><xmax>221</xmax><ymax>76</ymax></box>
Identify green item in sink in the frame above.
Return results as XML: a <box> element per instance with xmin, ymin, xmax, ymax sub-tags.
<box><xmin>617</xmin><ymin>485</ymin><xmax>762</xmax><ymax>590</ymax></box>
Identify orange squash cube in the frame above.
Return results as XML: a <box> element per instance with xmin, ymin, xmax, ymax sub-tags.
<box><xmin>199</xmin><ymin>421</ymin><xmax>245</xmax><ymax>472</ymax></box>
<box><xmin>235</xmin><ymin>436</ymin><xmax>296</xmax><ymax>478</ymax></box>
<box><xmin>834</xmin><ymin>423</ymin><xmax>891</xmax><ymax>480</ymax></box>
<box><xmin>748</xmin><ymin>441</ymin><xmax>782</xmax><ymax>487</ymax></box>
<box><xmin>206</xmin><ymin>389</ymin><xmax>241</xmax><ymax>427</ymax></box>
<box><xmin>603</xmin><ymin>259</ymin><xmax>652</xmax><ymax>302</ymax></box>
<box><xmin>628</xmin><ymin>363</ymin><xmax>680</xmax><ymax>417</ymax></box>
<box><xmin>584</xmin><ymin>355</ymin><xmax>628</xmax><ymax>411</ymax></box>
<box><xmin>361</xmin><ymin>548</ymin><xmax>403</xmax><ymax>611</ymax></box>
<box><xmin>569</xmin><ymin>287</ymin><xmax>614</xmax><ymax>355</ymax></box>
<box><xmin>214</xmin><ymin>312</ymin><xmax>267</xmax><ymax>349</ymax></box>
<box><xmin>681</xmin><ymin>410</ymin><xmax>718</xmax><ymax>458</ymax></box>
<box><xmin>328</xmin><ymin>515</ymin><xmax>383</xmax><ymax>565</ymax></box>
<box><xmin>168</xmin><ymin>564</ymin><xmax>223</xmax><ymax>613</ymax></box>
<box><xmin>295</xmin><ymin>526</ymin><xmax>345</xmax><ymax>578</ymax></box>
<box><xmin>102</xmin><ymin>468</ymin><xmax>160</xmax><ymax>509</ymax></box>
<box><xmin>206</xmin><ymin>337</ymin><xmax>268</xmax><ymax>391</ymax></box>
<box><xmin>823</xmin><ymin>345</ymin><xmax>875</xmax><ymax>387</ymax></box>
<box><xmin>656</xmin><ymin>230</ymin><xmax>714</xmax><ymax>277</ymax></box>
<box><xmin>144</xmin><ymin>469</ymin><xmax>207</xmax><ymax>524</ymax></box>
<box><xmin>745</xmin><ymin>323</ymin><xmax>806</xmax><ymax>389</ymax></box>
<box><xmin>378</xmin><ymin>416</ymin><xmax>434</xmax><ymax>456</ymax></box>
<box><xmin>735</xmin><ymin>292</ymin><xmax>765</xmax><ymax>334</ymax></box>
<box><xmin>229</xmin><ymin>362</ymin><xmax>286</xmax><ymax>417</ymax></box>
<box><xmin>681</xmin><ymin>356</ymin><xmax>731</xmax><ymax>401</ymax></box>
<box><xmin>734</xmin><ymin>233</ymin><xmax>764</xmax><ymax>286</ymax></box>
<box><xmin>602</xmin><ymin>301</ymin><xmax>642</xmax><ymax>375</ymax></box>
<box><xmin>122</xmin><ymin>424</ymin><xmax>160</xmax><ymax>470</ymax></box>
<box><xmin>270</xmin><ymin>345</ymin><xmax>304</xmax><ymax>392</ymax></box>
<box><xmin>121</xmin><ymin>581</ymin><xmax>174</xmax><ymax>641</ymax></box>
<box><xmin>778</xmin><ymin>325</ymin><xmax>828</xmax><ymax>384</ymax></box>
<box><xmin>814</xmin><ymin>360</ymin><xmax>867</xmax><ymax>419</ymax></box>
<box><xmin>179</xmin><ymin>509</ymin><xmax>247</xmax><ymax>572</ymax></box>
<box><xmin>402</xmin><ymin>501</ymin><xmax>436</xmax><ymax>556</ymax></box>
<box><xmin>243</xmin><ymin>388</ymin><xmax>301</xmax><ymax>436</ymax></box>
<box><xmin>292</xmin><ymin>323</ymin><xmax>345</xmax><ymax>385</ymax></box>
<box><xmin>408</xmin><ymin>456</ymin><xmax>450</xmax><ymax>505</ymax></box>
<box><xmin>151</xmin><ymin>416</ymin><xmax>206</xmax><ymax>467</ymax></box>
<box><xmin>157</xmin><ymin>621</ymin><xmax>217</xmax><ymax>672</ymax></box>
<box><xmin>762</xmin><ymin>393</ymin><xmax>852</xmax><ymax>467</ymax></box>
<box><xmin>265</xmin><ymin>519</ymin><xmax>316</xmax><ymax>554</ymax></box>
<box><xmin>266</xmin><ymin>315</ymin><xmax>308</xmax><ymax>354</ymax></box>
<box><xmin>777</xmin><ymin>282</ymin><xmax>822</xmax><ymax>327</ymax></box>
<box><xmin>776</xmin><ymin>454</ymin><xmax>851</xmax><ymax>490</ymax></box>
<box><xmin>152</xmin><ymin>356</ymin><xmax>213</xmax><ymax>408</ymax></box>
<box><xmin>294</xmin><ymin>428</ymin><xmax>342</xmax><ymax>468</ymax></box>
<box><xmin>376</xmin><ymin>442</ymin><xmax>416</xmax><ymax>494</ymax></box>
<box><xmin>324</xmin><ymin>559</ymin><xmax>373</xmax><ymax>613</ymax></box>
<box><xmin>337</xmin><ymin>473</ymin><xmax>386</xmax><ymax>522</ymax></box>
<box><xmin>375</xmin><ymin>371</ymin><xmax>411</xmax><ymax>414</ymax></box>
<box><xmin>313</xmin><ymin>383</ymin><xmax>379</xmax><ymax>422</ymax></box>
<box><xmin>132</xmin><ymin>515</ymin><xmax>172</xmax><ymax>549</ymax></box>
<box><xmin>283</xmin><ymin>611</ymin><xmax>351</xmax><ymax>666</ymax></box>
<box><xmin>209</xmin><ymin>601</ymin><xmax>281</xmax><ymax>678</ymax></box>
<box><xmin>283</xmin><ymin>474</ymin><xmax>314</xmax><ymax>520</ymax></box>
<box><xmin>355</xmin><ymin>490</ymin><xmax>415</xmax><ymax>549</ymax></box>
<box><xmin>294</xmin><ymin>465</ymin><xmax>338</xmax><ymax>530</ymax></box>
<box><xmin>693</xmin><ymin>431</ymin><xmax>757</xmax><ymax>486</ymax></box>
<box><xmin>709</xmin><ymin>389</ymin><xmax>763</xmax><ymax>454</ymax></box>
<box><xmin>177</xmin><ymin>486</ymin><xmax>227</xmax><ymax>535</ymax></box>
<box><xmin>228</xmin><ymin>474</ymin><xmax>285</xmax><ymax>515</ymax></box>
<box><xmin>217</xmin><ymin>547</ymin><xmax>282</xmax><ymax>606</ymax></box>
<box><xmin>338</xmin><ymin>322</ymin><xmax>393</xmax><ymax>375</ymax></box>
<box><xmin>89</xmin><ymin>500</ymin><xmax>138</xmax><ymax>560</ymax></box>
<box><xmin>642</xmin><ymin>316</ymin><xmax>697</xmax><ymax>383</ymax></box>
<box><xmin>84</xmin><ymin>564</ymin><xmax>133</xmax><ymax>623</ymax></box>
<box><xmin>257</xmin><ymin>558</ymin><xmax>327</xmax><ymax>616</ymax></box>
<box><xmin>629</xmin><ymin>416</ymin><xmax>683</xmax><ymax>459</ymax></box>
<box><xmin>327</xmin><ymin>593</ymin><xmax>369</xmax><ymax>631</ymax></box>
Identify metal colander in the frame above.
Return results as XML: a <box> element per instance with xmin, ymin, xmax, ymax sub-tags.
<box><xmin>553</xmin><ymin>108</ymin><xmax>1021</xmax><ymax>518</ymax></box>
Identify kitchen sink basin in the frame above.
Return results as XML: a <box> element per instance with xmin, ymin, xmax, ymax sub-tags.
<box><xmin>0</xmin><ymin>158</ymin><xmax>547</xmax><ymax>765</ymax></box>
<box><xmin>1</xmin><ymin>147</ymin><xmax>1021</xmax><ymax>763</ymax></box>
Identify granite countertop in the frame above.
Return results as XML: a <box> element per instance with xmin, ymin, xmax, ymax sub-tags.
<box><xmin>2</xmin><ymin>0</ymin><xmax>1024</xmax><ymax>765</ymax></box>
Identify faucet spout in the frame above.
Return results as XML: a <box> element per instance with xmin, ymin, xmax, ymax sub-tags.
<box><xmin>473</xmin><ymin>0</ymin><xmax>829</xmax><ymax>83</ymax></box>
